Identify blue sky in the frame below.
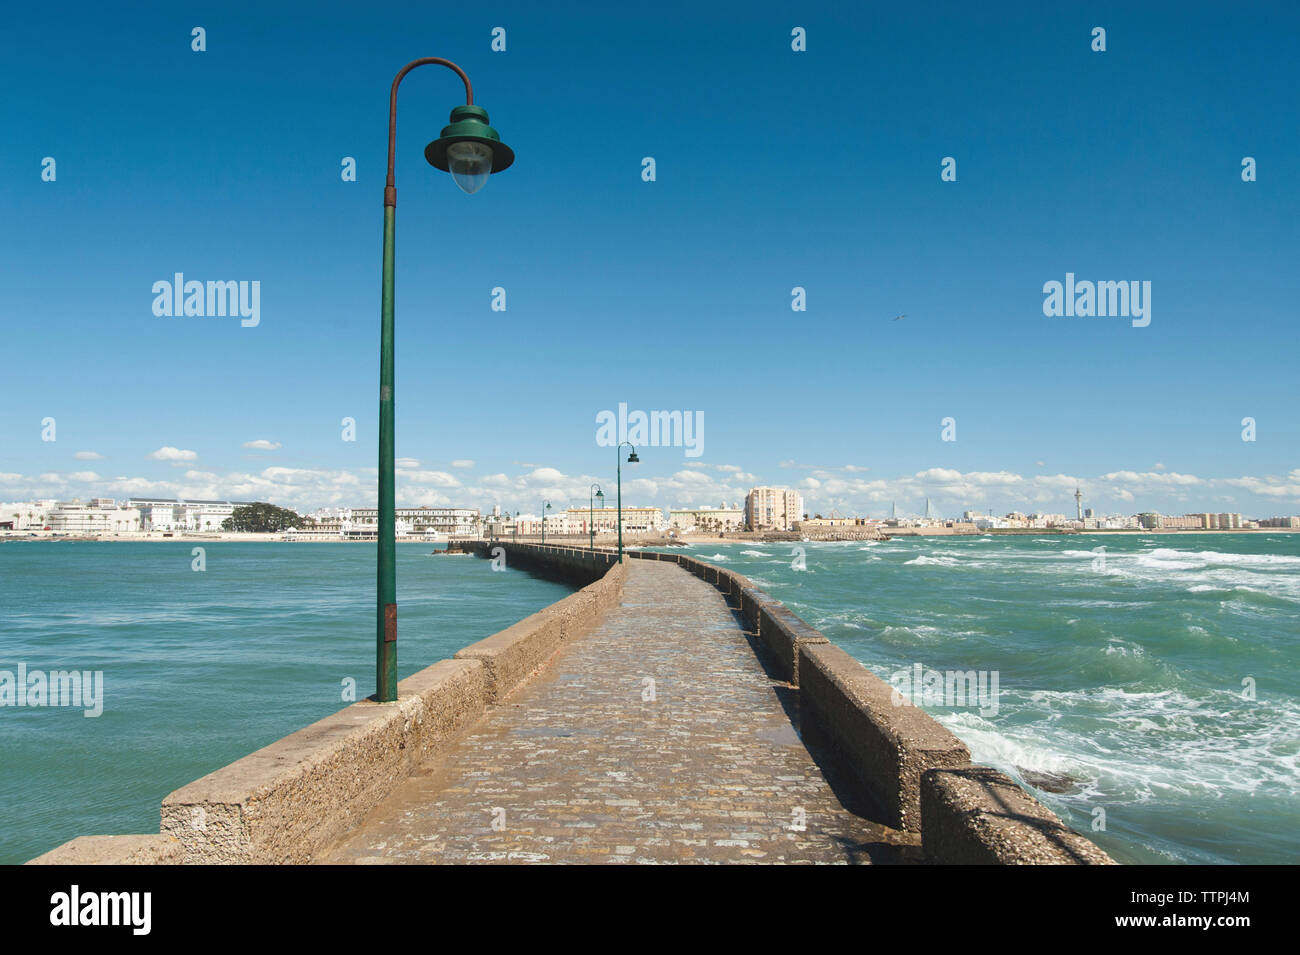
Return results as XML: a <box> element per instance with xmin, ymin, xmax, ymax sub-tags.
<box><xmin>2</xmin><ymin>1</ymin><xmax>1297</xmax><ymax>519</ymax></box>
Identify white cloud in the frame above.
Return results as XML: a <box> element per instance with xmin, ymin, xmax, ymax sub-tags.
<box><xmin>243</xmin><ymin>439</ymin><xmax>282</xmax><ymax>451</ymax></box>
<box><xmin>451</xmin><ymin>459</ymin><xmax>475</xmax><ymax>469</ymax></box>
<box><xmin>67</xmin><ymin>471</ymin><xmax>100</xmax><ymax>482</ymax></box>
<box><xmin>671</xmin><ymin>470</ymin><xmax>712</xmax><ymax>485</ymax></box>
<box><xmin>74</xmin><ymin>451</ymin><xmax>104</xmax><ymax>461</ymax></box>
<box><xmin>1101</xmin><ymin>470</ymin><xmax>1202</xmax><ymax>486</ymax></box>
<box><xmin>395</xmin><ymin>457</ymin><xmax>420</xmax><ymax>469</ymax></box>
<box><xmin>523</xmin><ymin>467</ymin><xmax>566</xmax><ymax>486</ymax></box>
<box><xmin>401</xmin><ymin>470</ymin><xmax>461</xmax><ymax>488</ymax></box>
<box><xmin>148</xmin><ymin>446</ymin><xmax>197</xmax><ymax>462</ymax></box>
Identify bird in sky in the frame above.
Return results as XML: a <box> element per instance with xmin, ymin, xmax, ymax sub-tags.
<box><xmin>893</xmin><ymin>314</ymin><xmax>906</xmax><ymax>321</ymax></box>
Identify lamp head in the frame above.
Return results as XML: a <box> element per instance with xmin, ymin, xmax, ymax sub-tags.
<box><xmin>424</xmin><ymin>105</ymin><xmax>515</xmax><ymax>194</ymax></box>
<box><xmin>627</xmin><ymin>451</ymin><xmax>640</xmax><ymax>464</ymax></box>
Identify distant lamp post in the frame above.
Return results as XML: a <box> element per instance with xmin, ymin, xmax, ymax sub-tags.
<box><xmin>616</xmin><ymin>443</ymin><xmax>639</xmax><ymax>562</ymax></box>
<box><xmin>589</xmin><ymin>484</ymin><xmax>604</xmax><ymax>551</ymax></box>
<box><xmin>513</xmin><ymin>510</ymin><xmax>519</xmax><ymax>544</ymax></box>
<box><xmin>374</xmin><ymin>57</ymin><xmax>514</xmax><ymax>704</ymax></box>
<box><xmin>540</xmin><ymin>500</ymin><xmax>552</xmax><ymax>544</ymax></box>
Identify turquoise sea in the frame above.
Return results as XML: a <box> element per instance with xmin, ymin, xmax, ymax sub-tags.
<box><xmin>0</xmin><ymin>542</ymin><xmax>571</xmax><ymax>865</ymax></box>
<box><xmin>674</xmin><ymin>533</ymin><xmax>1299</xmax><ymax>864</ymax></box>
<box><xmin>2</xmin><ymin>534</ymin><xmax>1296</xmax><ymax>865</ymax></box>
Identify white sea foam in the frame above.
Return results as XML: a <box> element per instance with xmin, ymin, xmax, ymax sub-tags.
<box><xmin>1149</xmin><ymin>547</ymin><xmax>1300</xmax><ymax>567</ymax></box>
<box><xmin>740</xmin><ymin>549</ymin><xmax>769</xmax><ymax>557</ymax></box>
<box><xmin>936</xmin><ymin>686</ymin><xmax>1300</xmax><ymax>817</ymax></box>
<box><xmin>904</xmin><ymin>555</ymin><xmax>959</xmax><ymax>566</ymax></box>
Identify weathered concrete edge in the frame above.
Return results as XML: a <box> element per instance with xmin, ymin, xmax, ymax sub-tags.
<box><xmin>31</xmin><ymin>555</ymin><xmax>625</xmax><ymax>865</ymax></box>
<box><xmin>26</xmin><ymin>834</ymin><xmax>184</xmax><ymax>865</ymax></box>
<box><xmin>626</xmin><ymin>547</ymin><xmax>1113</xmax><ymax>864</ymax></box>
<box><xmin>920</xmin><ymin>765</ymin><xmax>1115</xmax><ymax>864</ymax></box>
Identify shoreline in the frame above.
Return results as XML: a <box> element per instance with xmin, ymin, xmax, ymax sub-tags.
<box><xmin>3</xmin><ymin>527</ymin><xmax>1295</xmax><ymax>544</ymax></box>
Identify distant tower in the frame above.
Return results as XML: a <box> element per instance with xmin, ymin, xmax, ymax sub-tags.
<box><xmin>925</xmin><ymin>497</ymin><xmax>933</xmax><ymax>519</ymax></box>
<box><xmin>1074</xmin><ymin>487</ymin><xmax>1083</xmax><ymax>521</ymax></box>
<box><xmin>891</xmin><ymin>501</ymin><xmax>897</xmax><ymax>520</ymax></box>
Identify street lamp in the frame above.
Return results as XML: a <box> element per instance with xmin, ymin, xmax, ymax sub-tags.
<box><xmin>589</xmin><ymin>484</ymin><xmax>603</xmax><ymax>551</ymax></box>
<box><xmin>375</xmin><ymin>57</ymin><xmax>514</xmax><ymax>703</ymax></box>
<box><xmin>616</xmin><ymin>442</ymin><xmax>639</xmax><ymax>562</ymax></box>
<box><xmin>540</xmin><ymin>500</ymin><xmax>552</xmax><ymax>544</ymax></box>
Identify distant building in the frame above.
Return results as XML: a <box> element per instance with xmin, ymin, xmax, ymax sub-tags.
<box><xmin>745</xmin><ymin>487</ymin><xmax>803</xmax><ymax>531</ymax></box>
<box><xmin>0</xmin><ymin>500</ymin><xmax>58</xmax><ymax>531</ymax></box>
<box><xmin>668</xmin><ymin>506</ymin><xmax>744</xmax><ymax>532</ymax></box>
<box><xmin>350</xmin><ymin>506</ymin><xmax>479</xmax><ymax>537</ymax></box>
<box><xmin>1259</xmin><ymin>516</ymin><xmax>1300</xmax><ymax>528</ymax></box>
<box><xmin>563</xmin><ymin>506</ymin><xmax>664</xmax><ymax>535</ymax></box>
<box><xmin>128</xmin><ymin>498</ymin><xmax>257</xmax><ymax>532</ymax></box>
<box><xmin>46</xmin><ymin>500</ymin><xmax>142</xmax><ymax>534</ymax></box>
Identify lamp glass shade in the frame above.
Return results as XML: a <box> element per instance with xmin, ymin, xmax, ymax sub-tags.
<box><xmin>446</xmin><ymin>141</ymin><xmax>494</xmax><ymax>194</ymax></box>
<box><xmin>627</xmin><ymin>452</ymin><xmax>640</xmax><ymax>463</ymax></box>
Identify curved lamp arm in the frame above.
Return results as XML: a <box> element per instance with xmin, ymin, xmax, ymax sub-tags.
<box><xmin>384</xmin><ymin>57</ymin><xmax>474</xmax><ymax>207</ymax></box>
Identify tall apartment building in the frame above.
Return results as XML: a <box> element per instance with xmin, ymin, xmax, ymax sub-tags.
<box><xmin>745</xmin><ymin>487</ymin><xmax>804</xmax><ymax>531</ymax></box>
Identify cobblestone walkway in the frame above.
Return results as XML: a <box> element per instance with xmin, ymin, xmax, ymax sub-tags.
<box><xmin>324</xmin><ymin>560</ymin><xmax>916</xmax><ymax>864</ymax></box>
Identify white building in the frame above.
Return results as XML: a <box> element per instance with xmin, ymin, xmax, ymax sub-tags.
<box><xmin>350</xmin><ymin>506</ymin><xmax>480</xmax><ymax>537</ymax></box>
<box><xmin>127</xmin><ymin>498</ymin><xmax>256</xmax><ymax>532</ymax></box>
<box><xmin>0</xmin><ymin>500</ymin><xmax>59</xmax><ymax>531</ymax></box>
<box><xmin>45</xmin><ymin>500</ymin><xmax>142</xmax><ymax>534</ymax></box>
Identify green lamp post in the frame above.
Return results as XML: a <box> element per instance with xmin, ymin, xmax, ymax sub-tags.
<box><xmin>540</xmin><ymin>500</ymin><xmax>552</xmax><ymax>544</ymax></box>
<box><xmin>589</xmin><ymin>484</ymin><xmax>603</xmax><ymax>551</ymax></box>
<box><xmin>375</xmin><ymin>57</ymin><xmax>513</xmax><ymax>703</ymax></box>
<box><xmin>616</xmin><ymin>442</ymin><xmax>639</xmax><ymax>562</ymax></box>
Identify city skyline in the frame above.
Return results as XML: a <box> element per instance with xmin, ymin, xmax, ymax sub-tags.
<box><xmin>4</xmin><ymin>472</ymin><xmax>1298</xmax><ymax>528</ymax></box>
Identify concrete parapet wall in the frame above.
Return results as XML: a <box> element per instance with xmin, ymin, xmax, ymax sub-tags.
<box><xmin>798</xmin><ymin>642</ymin><xmax>971</xmax><ymax>832</ymax></box>
<box><xmin>158</xmin><ymin>658</ymin><xmax>492</xmax><ymax>863</ymax></box>
<box><xmin>460</xmin><ymin>540</ymin><xmax>619</xmax><ymax>587</ymax></box>
<box><xmin>921</xmin><ymin>766</ymin><xmax>1115</xmax><ymax>864</ymax></box>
